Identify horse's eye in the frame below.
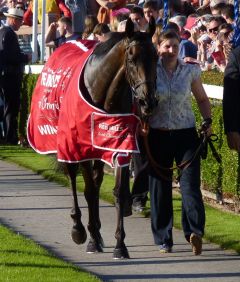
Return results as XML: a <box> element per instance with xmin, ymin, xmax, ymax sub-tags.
<box><xmin>138</xmin><ymin>99</ymin><xmax>145</xmax><ymax>106</ymax></box>
<box><xmin>128</xmin><ymin>58</ymin><xmax>136</xmax><ymax>65</ymax></box>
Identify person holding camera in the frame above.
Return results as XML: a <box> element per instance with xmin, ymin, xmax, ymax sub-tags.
<box><xmin>147</xmin><ymin>29</ymin><xmax>212</xmax><ymax>255</ymax></box>
<box><xmin>197</xmin><ymin>16</ymin><xmax>226</xmax><ymax>70</ymax></box>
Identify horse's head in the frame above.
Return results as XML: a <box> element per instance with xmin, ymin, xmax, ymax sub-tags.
<box><xmin>124</xmin><ymin>18</ymin><xmax>158</xmax><ymax>121</ymax></box>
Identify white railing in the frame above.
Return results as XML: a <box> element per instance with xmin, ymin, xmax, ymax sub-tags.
<box><xmin>24</xmin><ymin>64</ymin><xmax>224</xmax><ymax>100</ymax></box>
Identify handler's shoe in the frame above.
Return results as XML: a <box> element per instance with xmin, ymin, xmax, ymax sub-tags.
<box><xmin>159</xmin><ymin>244</ymin><xmax>172</xmax><ymax>253</ymax></box>
<box><xmin>190</xmin><ymin>233</ymin><xmax>202</xmax><ymax>255</ymax></box>
<box><xmin>132</xmin><ymin>201</ymin><xmax>145</xmax><ymax>213</ymax></box>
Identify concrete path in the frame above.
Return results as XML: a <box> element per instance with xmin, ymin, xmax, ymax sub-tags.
<box><xmin>0</xmin><ymin>159</ymin><xmax>239</xmax><ymax>282</ymax></box>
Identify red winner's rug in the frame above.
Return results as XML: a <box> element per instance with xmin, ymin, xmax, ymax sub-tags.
<box><xmin>27</xmin><ymin>40</ymin><xmax>140</xmax><ymax>167</ymax></box>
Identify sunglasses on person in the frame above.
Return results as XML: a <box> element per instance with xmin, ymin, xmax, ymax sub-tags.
<box><xmin>208</xmin><ymin>26</ymin><xmax>219</xmax><ymax>33</ymax></box>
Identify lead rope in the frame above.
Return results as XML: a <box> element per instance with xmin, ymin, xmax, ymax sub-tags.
<box><xmin>141</xmin><ymin>121</ymin><xmax>221</xmax><ymax>182</ymax></box>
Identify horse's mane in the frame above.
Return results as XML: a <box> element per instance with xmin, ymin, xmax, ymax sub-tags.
<box><xmin>92</xmin><ymin>31</ymin><xmax>152</xmax><ymax>56</ymax></box>
<box><xmin>92</xmin><ymin>32</ymin><xmax>125</xmax><ymax>56</ymax></box>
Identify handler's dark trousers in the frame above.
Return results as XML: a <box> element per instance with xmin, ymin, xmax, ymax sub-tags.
<box><xmin>2</xmin><ymin>73</ymin><xmax>22</xmax><ymax>144</ymax></box>
<box><xmin>148</xmin><ymin>127</ymin><xmax>205</xmax><ymax>247</ymax></box>
<box><xmin>131</xmin><ymin>136</ymin><xmax>149</xmax><ymax>206</ymax></box>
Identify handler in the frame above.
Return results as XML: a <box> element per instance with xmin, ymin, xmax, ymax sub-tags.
<box><xmin>0</xmin><ymin>7</ymin><xmax>31</xmax><ymax>144</ymax></box>
<box><xmin>148</xmin><ymin>30</ymin><xmax>212</xmax><ymax>255</ymax></box>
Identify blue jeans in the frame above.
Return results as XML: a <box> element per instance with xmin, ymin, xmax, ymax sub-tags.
<box><xmin>148</xmin><ymin>127</ymin><xmax>205</xmax><ymax>246</ymax></box>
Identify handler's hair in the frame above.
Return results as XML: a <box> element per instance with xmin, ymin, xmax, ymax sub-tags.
<box><xmin>157</xmin><ymin>29</ymin><xmax>180</xmax><ymax>46</ymax></box>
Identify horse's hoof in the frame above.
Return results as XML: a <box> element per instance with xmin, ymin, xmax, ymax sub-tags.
<box><xmin>71</xmin><ymin>225</ymin><xmax>87</xmax><ymax>245</ymax></box>
<box><xmin>113</xmin><ymin>247</ymin><xmax>130</xmax><ymax>259</ymax></box>
<box><xmin>86</xmin><ymin>239</ymin><xmax>104</xmax><ymax>253</ymax></box>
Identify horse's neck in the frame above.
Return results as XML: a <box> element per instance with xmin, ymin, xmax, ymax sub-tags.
<box><xmin>84</xmin><ymin>42</ymin><xmax>132</xmax><ymax>113</ymax></box>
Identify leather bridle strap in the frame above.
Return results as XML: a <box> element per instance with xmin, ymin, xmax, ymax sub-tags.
<box><xmin>132</xmin><ymin>80</ymin><xmax>153</xmax><ymax>92</ymax></box>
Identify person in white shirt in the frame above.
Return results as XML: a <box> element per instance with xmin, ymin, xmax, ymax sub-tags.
<box><xmin>148</xmin><ymin>29</ymin><xmax>212</xmax><ymax>255</ymax></box>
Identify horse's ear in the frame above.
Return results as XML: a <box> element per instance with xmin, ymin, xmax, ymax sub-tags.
<box><xmin>125</xmin><ymin>18</ymin><xmax>135</xmax><ymax>38</ymax></box>
<box><xmin>147</xmin><ymin>16</ymin><xmax>156</xmax><ymax>38</ymax></box>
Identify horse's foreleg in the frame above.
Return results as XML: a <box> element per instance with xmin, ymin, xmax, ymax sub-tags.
<box><xmin>66</xmin><ymin>163</ymin><xmax>87</xmax><ymax>245</ymax></box>
<box><xmin>113</xmin><ymin>165</ymin><xmax>131</xmax><ymax>259</ymax></box>
<box><xmin>82</xmin><ymin>161</ymin><xmax>104</xmax><ymax>253</ymax></box>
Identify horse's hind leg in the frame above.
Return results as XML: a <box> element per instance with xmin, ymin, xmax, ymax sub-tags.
<box><xmin>66</xmin><ymin>163</ymin><xmax>87</xmax><ymax>245</ymax></box>
<box><xmin>81</xmin><ymin>160</ymin><xmax>104</xmax><ymax>253</ymax></box>
<box><xmin>113</xmin><ymin>165</ymin><xmax>131</xmax><ymax>259</ymax></box>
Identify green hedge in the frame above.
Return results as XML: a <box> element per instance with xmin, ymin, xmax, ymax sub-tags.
<box><xmin>19</xmin><ymin>71</ymin><xmax>239</xmax><ymax>201</ymax></box>
<box><xmin>193</xmin><ymin>99</ymin><xmax>240</xmax><ymax>200</ymax></box>
<box><xmin>19</xmin><ymin>74</ymin><xmax>39</xmax><ymax>139</ymax></box>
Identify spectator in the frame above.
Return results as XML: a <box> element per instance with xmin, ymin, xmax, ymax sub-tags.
<box><xmin>152</xmin><ymin>22</ymin><xmax>162</xmax><ymax>45</ymax></box>
<box><xmin>223</xmin><ymin>46</ymin><xmax>240</xmax><ymax>152</ymax></box>
<box><xmin>1</xmin><ymin>0</ymin><xmax>17</xmax><ymax>12</ymax></box>
<box><xmin>82</xmin><ymin>14</ymin><xmax>98</xmax><ymax>40</ymax></box>
<box><xmin>129</xmin><ymin>5</ymin><xmax>147</xmax><ymax>31</ymax></box>
<box><xmin>188</xmin><ymin>15</ymin><xmax>206</xmax><ymax>40</ymax></box>
<box><xmin>167</xmin><ymin>20</ymin><xmax>198</xmax><ymax>60</ymax></box>
<box><xmin>0</xmin><ymin>7</ymin><xmax>31</xmax><ymax>144</ymax></box>
<box><xmin>117</xmin><ymin>18</ymin><xmax>139</xmax><ymax>31</ymax></box>
<box><xmin>210</xmin><ymin>2</ymin><xmax>227</xmax><ymax>16</ymax></box>
<box><xmin>213</xmin><ymin>22</ymin><xmax>233</xmax><ymax>71</ymax></box>
<box><xmin>45</xmin><ymin>16</ymin><xmax>78</xmax><ymax>49</ymax></box>
<box><xmin>138</xmin><ymin>0</ymin><xmax>163</xmax><ymax>9</ymax></box>
<box><xmin>143</xmin><ymin>1</ymin><xmax>162</xmax><ymax>24</ymax></box>
<box><xmin>23</xmin><ymin>0</ymin><xmax>71</xmax><ymax>27</ymax></box>
<box><xmin>92</xmin><ymin>23</ymin><xmax>111</xmax><ymax>42</ymax></box>
<box><xmin>148</xmin><ymin>29</ymin><xmax>211</xmax><ymax>255</ymax></box>
<box><xmin>197</xmin><ymin>16</ymin><xmax>226</xmax><ymax>70</ymax></box>
<box><xmin>110</xmin><ymin>12</ymin><xmax>129</xmax><ymax>31</ymax></box>
<box><xmin>96</xmin><ymin>0</ymin><xmax>127</xmax><ymax>25</ymax></box>
<box><xmin>0</xmin><ymin>0</ymin><xmax>17</xmax><ymax>25</ymax></box>
<box><xmin>221</xmin><ymin>4</ymin><xmax>234</xmax><ymax>25</ymax></box>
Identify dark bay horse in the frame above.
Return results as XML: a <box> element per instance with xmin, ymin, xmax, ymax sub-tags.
<box><xmin>66</xmin><ymin>19</ymin><xmax>158</xmax><ymax>259</ymax></box>
<box><xmin>28</xmin><ymin>18</ymin><xmax>158</xmax><ymax>259</ymax></box>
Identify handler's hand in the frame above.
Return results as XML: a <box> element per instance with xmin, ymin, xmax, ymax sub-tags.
<box><xmin>139</xmin><ymin>122</ymin><xmax>149</xmax><ymax>137</ymax></box>
<box><xmin>205</xmin><ymin>125</ymin><xmax>212</xmax><ymax>137</ymax></box>
<box><xmin>227</xmin><ymin>132</ymin><xmax>240</xmax><ymax>152</ymax></box>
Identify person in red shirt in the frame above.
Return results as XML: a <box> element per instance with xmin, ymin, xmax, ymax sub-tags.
<box><xmin>23</xmin><ymin>0</ymin><xmax>71</xmax><ymax>26</ymax></box>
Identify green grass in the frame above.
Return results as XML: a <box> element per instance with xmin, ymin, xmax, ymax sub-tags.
<box><xmin>0</xmin><ymin>145</ymin><xmax>239</xmax><ymax>257</ymax></box>
<box><xmin>171</xmin><ymin>195</ymin><xmax>240</xmax><ymax>254</ymax></box>
<box><xmin>0</xmin><ymin>225</ymin><xmax>100</xmax><ymax>282</ymax></box>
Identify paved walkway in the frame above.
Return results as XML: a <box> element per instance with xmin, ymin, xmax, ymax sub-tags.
<box><xmin>0</xmin><ymin>159</ymin><xmax>239</xmax><ymax>282</ymax></box>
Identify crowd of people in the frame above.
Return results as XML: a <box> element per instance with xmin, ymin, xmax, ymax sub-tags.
<box><xmin>0</xmin><ymin>0</ymin><xmax>239</xmax><ymax>258</ymax></box>
<box><xmin>0</xmin><ymin>0</ymin><xmax>237</xmax><ymax>71</ymax></box>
